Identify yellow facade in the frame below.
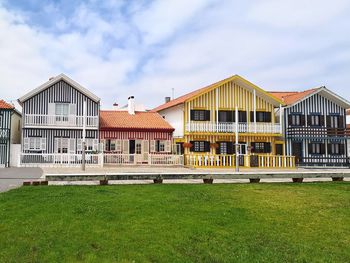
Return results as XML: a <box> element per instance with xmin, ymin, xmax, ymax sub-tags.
<box><xmin>182</xmin><ymin>78</ymin><xmax>284</xmax><ymax>156</ymax></box>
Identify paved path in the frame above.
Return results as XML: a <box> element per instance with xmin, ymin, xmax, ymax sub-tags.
<box><xmin>0</xmin><ymin>168</ymin><xmax>43</xmax><ymax>193</ymax></box>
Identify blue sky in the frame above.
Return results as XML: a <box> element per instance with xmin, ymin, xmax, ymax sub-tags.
<box><xmin>1</xmin><ymin>0</ymin><xmax>350</xmax><ymax>109</ymax></box>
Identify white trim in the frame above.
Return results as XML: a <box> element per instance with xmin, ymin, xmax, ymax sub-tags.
<box><xmin>18</xmin><ymin>73</ymin><xmax>100</xmax><ymax>103</ymax></box>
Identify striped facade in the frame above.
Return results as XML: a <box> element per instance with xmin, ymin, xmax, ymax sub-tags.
<box><xmin>283</xmin><ymin>90</ymin><xmax>349</xmax><ymax>166</ymax></box>
<box><xmin>0</xmin><ymin>108</ymin><xmax>12</xmax><ymax>167</ymax></box>
<box><xmin>100</xmin><ymin>130</ymin><xmax>172</xmax><ymax>141</ymax></box>
<box><xmin>20</xmin><ymin>75</ymin><xmax>100</xmax><ymax>158</ymax></box>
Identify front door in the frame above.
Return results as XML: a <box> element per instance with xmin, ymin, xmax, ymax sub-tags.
<box><xmin>292</xmin><ymin>142</ymin><xmax>303</xmax><ymax>164</ymax></box>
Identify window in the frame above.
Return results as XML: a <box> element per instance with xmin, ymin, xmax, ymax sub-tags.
<box><xmin>77</xmin><ymin>139</ymin><xmax>99</xmax><ymax>152</ymax></box>
<box><xmin>275</xmin><ymin>144</ymin><xmax>283</xmax><ymax>155</ymax></box>
<box><xmin>24</xmin><ymin>137</ymin><xmax>46</xmax><ymax>151</ymax></box>
<box><xmin>190</xmin><ymin>110</ymin><xmax>210</xmax><ymax>121</ymax></box>
<box><xmin>55</xmin><ymin>103</ymin><xmax>69</xmax><ymax>122</ymax></box>
<box><xmin>328</xmin><ymin>143</ymin><xmax>344</xmax><ymax>155</ymax></box>
<box><xmin>328</xmin><ymin>115</ymin><xmax>342</xmax><ymax>128</ymax></box>
<box><xmin>135</xmin><ymin>141</ymin><xmax>142</xmax><ymax>154</ymax></box>
<box><xmin>309</xmin><ymin>143</ymin><xmax>325</xmax><ymax>154</ymax></box>
<box><xmin>251</xmin><ymin>142</ymin><xmax>271</xmax><ymax>153</ymax></box>
<box><xmin>217</xmin><ymin>142</ymin><xmax>234</xmax><ymax>154</ymax></box>
<box><xmin>238</xmin><ymin>111</ymin><xmax>247</xmax><ymax>122</ymax></box>
<box><xmin>110</xmin><ymin>140</ymin><xmax>116</xmax><ymax>151</ymax></box>
<box><xmin>289</xmin><ymin>114</ymin><xmax>303</xmax><ymax>126</ymax></box>
<box><xmin>309</xmin><ymin>114</ymin><xmax>323</xmax><ymax>126</ymax></box>
<box><xmin>250</xmin><ymin>111</ymin><xmax>272</xmax><ymax>122</ymax></box>
<box><xmin>218</xmin><ymin>111</ymin><xmax>234</xmax><ymax>122</ymax></box>
<box><xmin>156</xmin><ymin>140</ymin><xmax>166</xmax><ymax>152</ymax></box>
<box><xmin>190</xmin><ymin>141</ymin><xmax>210</xmax><ymax>152</ymax></box>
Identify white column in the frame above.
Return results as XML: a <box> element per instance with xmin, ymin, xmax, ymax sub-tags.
<box><xmin>235</xmin><ymin>105</ymin><xmax>239</xmax><ymax>172</ymax></box>
<box><xmin>188</xmin><ymin>102</ymin><xmax>191</xmax><ymax>132</ymax></box>
<box><xmin>82</xmin><ymin>100</ymin><xmax>87</xmax><ymax>171</ymax></box>
<box><xmin>253</xmin><ymin>90</ymin><xmax>257</xmax><ymax>133</ymax></box>
<box><xmin>216</xmin><ymin>88</ymin><xmax>219</xmax><ymax>132</ymax></box>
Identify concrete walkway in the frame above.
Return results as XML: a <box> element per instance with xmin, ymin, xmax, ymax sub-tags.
<box><xmin>0</xmin><ymin>168</ymin><xmax>43</xmax><ymax>192</ymax></box>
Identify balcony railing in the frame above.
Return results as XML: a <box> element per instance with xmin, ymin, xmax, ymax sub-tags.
<box><xmin>0</xmin><ymin>128</ymin><xmax>10</xmax><ymax>140</ymax></box>
<box><xmin>286</xmin><ymin>127</ymin><xmax>350</xmax><ymax>138</ymax></box>
<box><xmin>186</xmin><ymin>122</ymin><xmax>281</xmax><ymax>134</ymax></box>
<box><xmin>24</xmin><ymin>114</ymin><xmax>98</xmax><ymax>128</ymax></box>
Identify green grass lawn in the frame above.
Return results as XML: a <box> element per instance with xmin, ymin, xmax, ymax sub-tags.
<box><xmin>0</xmin><ymin>183</ymin><xmax>349</xmax><ymax>263</ymax></box>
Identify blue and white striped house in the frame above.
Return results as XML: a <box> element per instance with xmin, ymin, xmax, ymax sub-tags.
<box><xmin>271</xmin><ymin>87</ymin><xmax>350</xmax><ymax>167</ymax></box>
<box><xmin>18</xmin><ymin>74</ymin><xmax>101</xmax><ymax>165</ymax></box>
<box><xmin>0</xmin><ymin>100</ymin><xmax>15</xmax><ymax>167</ymax></box>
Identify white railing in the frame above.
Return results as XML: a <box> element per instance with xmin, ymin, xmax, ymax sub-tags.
<box><xmin>0</xmin><ymin>129</ymin><xmax>9</xmax><ymax>140</ymax></box>
<box><xmin>20</xmin><ymin>153</ymin><xmax>103</xmax><ymax>167</ymax></box>
<box><xmin>104</xmin><ymin>153</ymin><xmax>184</xmax><ymax>166</ymax></box>
<box><xmin>24</xmin><ymin>114</ymin><xmax>98</xmax><ymax>128</ymax></box>
<box><xmin>148</xmin><ymin>154</ymin><xmax>184</xmax><ymax>165</ymax></box>
<box><xmin>185</xmin><ymin>122</ymin><xmax>281</xmax><ymax>134</ymax></box>
<box><xmin>185</xmin><ymin>154</ymin><xmax>295</xmax><ymax>168</ymax></box>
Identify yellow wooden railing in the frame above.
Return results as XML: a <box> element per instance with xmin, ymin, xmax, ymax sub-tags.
<box><xmin>185</xmin><ymin>154</ymin><xmax>295</xmax><ymax>169</ymax></box>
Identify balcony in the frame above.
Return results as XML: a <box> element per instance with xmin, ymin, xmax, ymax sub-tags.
<box><xmin>286</xmin><ymin>127</ymin><xmax>350</xmax><ymax>138</ymax></box>
<box><xmin>185</xmin><ymin>122</ymin><xmax>281</xmax><ymax>134</ymax></box>
<box><xmin>24</xmin><ymin>114</ymin><xmax>98</xmax><ymax>129</ymax></box>
<box><xmin>0</xmin><ymin>128</ymin><xmax>10</xmax><ymax>140</ymax></box>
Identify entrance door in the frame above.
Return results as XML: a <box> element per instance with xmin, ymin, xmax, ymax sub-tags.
<box><xmin>292</xmin><ymin>142</ymin><xmax>303</xmax><ymax>164</ymax></box>
<box><xmin>129</xmin><ymin>140</ymin><xmax>135</xmax><ymax>154</ymax></box>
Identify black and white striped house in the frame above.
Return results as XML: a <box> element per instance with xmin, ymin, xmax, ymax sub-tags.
<box><xmin>271</xmin><ymin>87</ymin><xmax>350</xmax><ymax>167</ymax></box>
<box><xmin>0</xmin><ymin>100</ymin><xmax>15</xmax><ymax>167</ymax></box>
<box><xmin>18</xmin><ymin>74</ymin><xmax>100</xmax><ymax>165</ymax></box>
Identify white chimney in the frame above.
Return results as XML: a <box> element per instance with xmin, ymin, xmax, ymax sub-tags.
<box><xmin>112</xmin><ymin>103</ymin><xmax>119</xmax><ymax>111</ymax></box>
<box><xmin>128</xmin><ymin>96</ymin><xmax>135</xmax><ymax>115</ymax></box>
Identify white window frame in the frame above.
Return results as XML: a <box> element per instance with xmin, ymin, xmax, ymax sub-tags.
<box><xmin>25</xmin><ymin>137</ymin><xmax>46</xmax><ymax>151</ymax></box>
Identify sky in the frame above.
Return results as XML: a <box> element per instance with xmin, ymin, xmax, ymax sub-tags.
<box><xmin>1</xmin><ymin>0</ymin><xmax>350</xmax><ymax>109</ymax></box>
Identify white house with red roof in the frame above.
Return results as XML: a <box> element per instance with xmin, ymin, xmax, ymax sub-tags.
<box><xmin>100</xmin><ymin>97</ymin><xmax>181</xmax><ymax>165</ymax></box>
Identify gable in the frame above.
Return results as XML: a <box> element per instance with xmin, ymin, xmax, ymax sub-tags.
<box><xmin>18</xmin><ymin>74</ymin><xmax>100</xmax><ymax>104</ymax></box>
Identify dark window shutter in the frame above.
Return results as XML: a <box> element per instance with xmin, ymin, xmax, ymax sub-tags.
<box><xmin>339</xmin><ymin>116</ymin><xmax>344</xmax><ymax>128</ymax></box>
<box><xmin>190</xmin><ymin>110</ymin><xmax>195</xmax><ymax>121</ymax></box>
<box><xmin>288</xmin><ymin>115</ymin><xmax>293</xmax><ymax>126</ymax></box>
<box><xmin>308</xmin><ymin>143</ymin><xmax>312</xmax><ymax>153</ymax></box>
<box><xmin>204</xmin><ymin>141</ymin><xmax>210</xmax><ymax>152</ymax></box>
<box><xmin>320</xmin><ymin>144</ymin><xmax>325</xmax><ymax>154</ymax></box>
<box><xmin>301</xmin><ymin>115</ymin><xmax>305</xmax><ymax>126</ymax></box>
<box><xmin>231</xmin><ymin>111</ymin><xmax>235</xmax><ymax>122</ymax></box>
<box><xmin>320</xmin><ymin>115</ymin><xmax>325</xmax><ymax>126</ymax></box>
<box><xmin>216</xmin><ymin>144</ymin><xmax>220</xmax><ymax>154</ymax></box>
<box><xmin>205</xmin><ymin>110</ymin><xmax>211</xmax><ymax>121</ymax></box>
<box><xmin>227</xmin><ymin>142</ymin><xmax>234</xmax><ymax>154</ymax></box>
<box><xmin>326</xmin><ymin>116</ymin><xmax>331</xmax><ymax>128</ymax></box>
<box><xmin>190</xmin><ymin>141</ymin><xmax>194</xmax><ymax>152</ymax></box>
<box><xmin>251</xmin><ymin>142</ymin><xmax>256</xmax><ymax>153</ymax></box>
<box><xmin>250</xmin><ymin>111</ymin><xmax>254</xmax><ymax>122</ymax></box>
<box><xmin>265</xmin><ymin>112</ymin><xmax>272</xmax><ymax>122</ymax></box>
<box><xmin>264</xmin><ymin>143</ymin><xmax>271</xmax><ymax>153</ymax></box>
<box><xmin>327</xmin><ymin>144</ymin><xmax>332</xmax><ymax>154</ymax></box>
<box><xmin>307</xmin><ymin>116</ymin><xmax>312</xmax><ymax>126</ymax></box>
<box><xmin>339</xmin><ymin>144</ymin><xmax>345</xmax><ymax>155</ymax></box>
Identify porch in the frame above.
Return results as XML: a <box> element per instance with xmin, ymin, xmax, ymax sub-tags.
<box><xmin>185</xmin><ymin>154</ymin><xmax>295</xmax><ymax>168</ymax></box>
<box><xmin>186</xmin><ymin>122</ymin><xmax>281</xmax><ymax>134</ymax></box>
<box><xmin>23</xmin><ymin>114</ymin><xmax>98</xmax><ymax>128</ymax></box>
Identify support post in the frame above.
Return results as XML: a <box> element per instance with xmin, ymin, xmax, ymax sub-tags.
<box><xmin>82</xmin><ymin>100</ymin><xmax>87</xmax><ymax>171</ymax></box>
<box><xmin>279</xmin><ymin>104</ymin><xmax>283</xmax><ymax>134</ymax></box>
<box><xmin>235</xmin><ymin>105</ymin><xmax>239</xmax><ymax>172</ymax></box>
<box><xmin>253</xmin><ymin>90</ymin><xmax>257</xmax><ymax>133</ymax></box>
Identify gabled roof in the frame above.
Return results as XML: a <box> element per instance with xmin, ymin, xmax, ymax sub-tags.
<box><xmin>270</xmin><ymin>88</ymin><xmax>319</xmax><ymax>105</ymax></box>
<box><xmin>0</xmin><ymin>100</ymin><xmax>14</xmax><ymax>110</ymax></box>
<box><xmin>18</xmin><ymin>73</ymin><xmax>100</xmax><ymax>104</ymax></box>
<box><xmin>100</xmin><ymin>110</ymin><xmax>174</xmax><ymax>131</ymax></box>
<box><xmin>270</xmin><ymin>86</ymin><xmax>350</xmax><ymax>109</ymax></box>
<box><xmin>153</xmin><ymin>75</ymin><xmax>284</xmax><ymax>112</ymax></box>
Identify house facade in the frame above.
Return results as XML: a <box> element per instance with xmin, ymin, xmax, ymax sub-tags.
<box><xmin>271</xmin><ymin>87</ymin><xmax>350</xmax><ymax>167</ymax></box>
<box><xmin>0</xmin><ymin>100</ymin><xmax>15</xmax><ymax>167</ymax></box>
<box><xmin>100</xmin><ymin>97</ymin><xmax>180</xmax><ymax>165</ymax></box>
<box><xmin>18</xmin><ymin>74</ymin><xmax>100</xmax><ymax>166</ymax></box>
<box><xmin>153</xmin><ymin>75</ymin><xmax>295</xmax><ymax>168</ymax></box>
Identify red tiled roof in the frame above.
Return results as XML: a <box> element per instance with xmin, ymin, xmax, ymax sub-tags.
<box><xmin>100</xmin><ymin>110</ymin><xmax>174</xmax><ymax>131</ymax></box>
<box><xmin>0</xmin><ymin>100</ymin><xmax>14</xmax><ymax>109</ymax></box>
<box><xmin>269</xmin><ymin>88</ymin><xmax>319</xmax><ymax>105</ymax></box>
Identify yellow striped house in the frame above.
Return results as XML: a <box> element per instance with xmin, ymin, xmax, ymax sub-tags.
<box><xmin>153</xmin><ymin>75</ymin><xmax>295</xmax><ymax>168</ymax></box>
